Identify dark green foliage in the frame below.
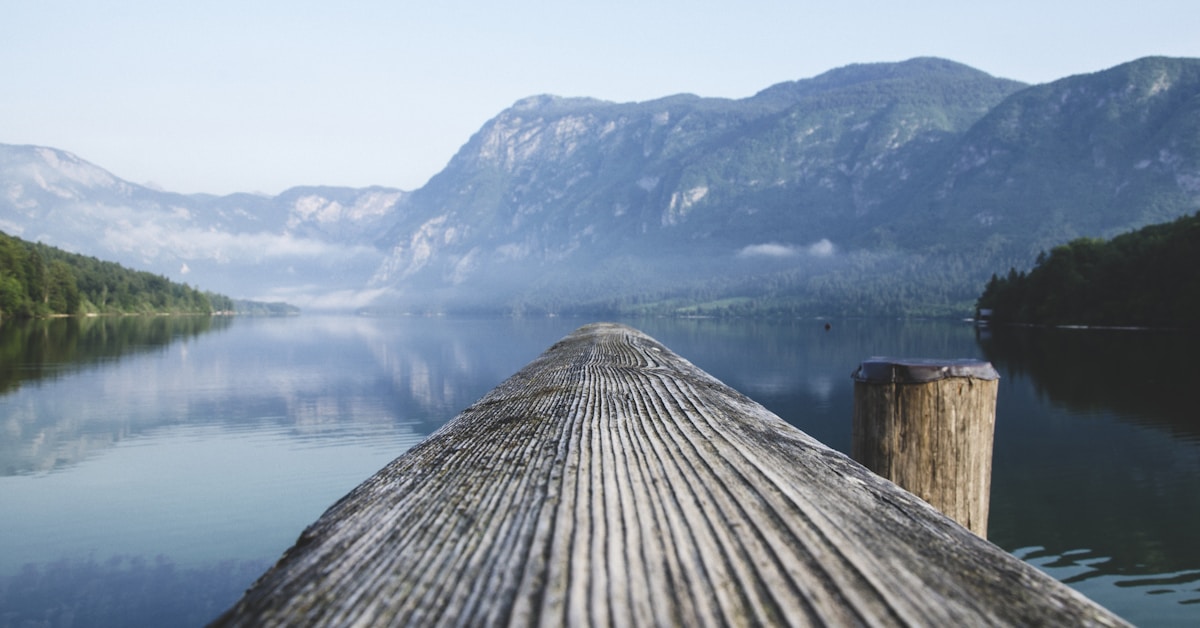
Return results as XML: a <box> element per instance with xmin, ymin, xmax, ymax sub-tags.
<box><xmin>977</xmin><ymin>212</ymin><xmax>1200</xmax><ymax>327</ymax></box>
<box><xmin>205</xmin><ymin>292</ymin><xmax>236</xmax><ymax>313</ymax></box>
<box><xmin>0</xmin><ymin>230</ymin><xmax>223</xmax><ymax>319</ymax></box>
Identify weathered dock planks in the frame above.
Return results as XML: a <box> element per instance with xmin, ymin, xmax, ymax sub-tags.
<box><xmin>214</xmin><ymin>322</ymin><xmax>1127</xmax><ymax>627</ymax></box>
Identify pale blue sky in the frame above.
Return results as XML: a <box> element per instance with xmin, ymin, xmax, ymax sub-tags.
<box><xmin>4</xmin><ymin>1</ymin><xmax>1198</xmax><ymax>195</ymax></box>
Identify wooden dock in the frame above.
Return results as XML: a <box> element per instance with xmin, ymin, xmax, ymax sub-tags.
<box><xmin>214</xmin><ymin>322</ymin><xmax>1127</xmax><ymax>626</ymax></box>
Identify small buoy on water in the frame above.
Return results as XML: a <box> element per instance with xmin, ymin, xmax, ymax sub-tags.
<box><xmin>824</xmin><ymin>322</ymin><xmax>832</xmax><ymax>331</ymax></box>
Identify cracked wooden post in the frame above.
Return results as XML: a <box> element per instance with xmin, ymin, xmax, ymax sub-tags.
<box><xmin>214</xmin><ymin>323</ymin><xmax>1123</xmax><ymax>627</ymax></box>
<box><xmin>852</xmin><ymin>357</ymin><xmax>999</xmax><ymax>538</ymax></box>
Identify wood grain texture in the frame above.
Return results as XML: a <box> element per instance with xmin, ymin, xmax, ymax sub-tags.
<box><xmin>852</xmin><ymin>371</ymin><xmax>997</xmax><ymax>537</ymax></box>
<box><xmin>214</xmin><ymin>322</ymin><xmax>1127</xmax><ymax>627</ymax></box>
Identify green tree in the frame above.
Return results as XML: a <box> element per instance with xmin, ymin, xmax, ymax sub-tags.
<box><xmin>45</xmin><ymin>261</ymin><xmax>81</xmax><ymax>314</ymax></box>
<box><xmin>0</xmin><ymin>273</ymin><xmax>31</xmax><ymax>319</ymax></box>
<box><xmin>977</xmin><ymin>211</ymin><xmax>1200</xmax><ymax>327</ymax></box>
<box><xmin>0</xmin><ymin>229</ymin><xmax>238</xmax><ymax>318</ymax></box>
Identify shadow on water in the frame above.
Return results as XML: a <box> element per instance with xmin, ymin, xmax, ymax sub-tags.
<box><xmin>0</xmin><ymin>316</ymin><xmax>233</xmax><ymax>476</ymax></box>
<box><xmin>977</xmin><ymin>325</ymin><xmax>1200</xmax><ymax>443</ymax></box>
<box><xmin>977</xmin><ymin>325</ymin><xmax>1200</xmax><ymax>623</ymax></box>
<box><xmin>629</xmin><ymin>318</ymin><xmax>1200</xmax><ymax>623</ymax></box>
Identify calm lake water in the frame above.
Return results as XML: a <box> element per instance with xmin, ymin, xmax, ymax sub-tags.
<box><xmin>1</xmin><ymin>315</ymin><xmax>1198</xmax><ymax>626</ymax></box>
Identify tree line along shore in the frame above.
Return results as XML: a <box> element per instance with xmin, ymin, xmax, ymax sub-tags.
<box><xmin>977</xmin><ymin>211</ymin><xmax>1200</xmax><ymax>329</ymax></box>
<box><xmin>7</xmin><ymin>208</ymin><xmax>1196</xmax><ymax>325</ymax></box>
<box><xmin>1</xmin><ymin>230</ymin><xmax>295</xmax><ymax>321</ymax></box>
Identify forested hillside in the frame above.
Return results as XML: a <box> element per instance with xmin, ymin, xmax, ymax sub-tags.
<box><xmin>364</xmin><ymin>56</ymin><xmax>1200</xmax><ymax>317</ymax></box>
<box><xmin>5</xmin><ymin>57</ymin><xmax>1199</xmax><ymax>317</ymax></box>
<box><xmin>976</xmin><ymin>212</ymin><xmax>1200</xmax><ymax>327</ymax></box>
<box><xmin>0</xmin><ymin>230</ymin><xmax>221</xmax><ymax>319</ymax></box>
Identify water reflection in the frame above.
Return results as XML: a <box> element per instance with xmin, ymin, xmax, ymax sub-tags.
<box><xmin>0</xmin><ymin>315</ymin><xmax>579</xmax><ymax>625</ymax></box>
<box><xmin>0</xmin><ymin>316</ymin><xmax>228</xmax><ymax>394</ymax></box>
<box><xmin>978</xmin><ymin>325</ymin><xmax>1200</xmax><ymax>443</ymax></box>
<box><xmin>2</xmin><ymin>316</ymin><xmax>1198</xmax><ymax>626</ymax></box>
<box><xmin>0</xmin><ymin>554</ymin><xmax>269</xmax><ymax>628</ymax></box>
<box><xmin>625</xmin><ymin>318</ymin><xmax>1200</xmax><ymax>625</ymax></box>
<box><xmin>0</xmin><ymin>316</ymin><xmax>583</xmax><ymax>476</ymax></box>
<box><xmin>630</xmin><ymin>317</ymin><xmax>984</xmax><ymax>453</ymax></box>
<box><xmin>1015</xmin><ymin>547</ymin><xmax>1200</xmax><ymax>626</ymax></box>
<box><xmin>0</xmin><ymin>317</ymin><xmax>231</xmax><ymax>475</ymax></box>
<box><xmin>979</xmin><ymin>325</ymin><xmax>1200</xmax><ymax>625</ymax></box>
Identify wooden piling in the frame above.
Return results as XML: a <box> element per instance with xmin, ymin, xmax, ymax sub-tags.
<box><xmin>851</xmin><ymin>358</ymin><xmax>999</xmax><ymax>537</ymax></box>
<box><xmin>214</xmin><ymin>323</ymin><xmax>1124</xmax><ymax>627</ymax></box>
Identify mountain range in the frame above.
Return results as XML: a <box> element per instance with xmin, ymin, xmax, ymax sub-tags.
<box><xmin>3</xmin><ymin>56</ymin><xmax>1198</xmax><ymax>315</ymax></box>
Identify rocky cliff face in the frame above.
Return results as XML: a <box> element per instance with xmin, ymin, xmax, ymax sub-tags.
<box><xmin>887</xmin><ymin>56</ymin><xmax>1200</xmax><ymax>257</ymax></box>
<box><xmin>365</xmin><ymin>57</ymin><xmax>1200</xmax><ymax>315</ymax></box>
<box><xmin>5</xmin><ymin>56</ymin><xmax>1199</xmax><ymax>315</ymax></box>
<box><xmin>368</xmin><ymin>59</ymin><xmax>1029</xmax><ymax>306</ymax></box>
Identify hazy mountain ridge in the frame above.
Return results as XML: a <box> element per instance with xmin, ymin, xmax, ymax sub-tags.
<box><xmin>888</xmin><ymin>56</ymin><xmax>1200</xmax><ymax>257</ymax></box>
<box><xmin>0</xmin><ymin>143</ymin><xmax>404</xmax><ymax>308</ymax></box>
<box><xmin>368</xmin><ymin>56</ymin><xmax>1199</xmax><ymax>315</ymax></box>
<box><xmin>4</xmin><ymin>56</ymin><xmax>1199</xmax><ymax>315</ymax></box>
<box><xmin>369</xmin><ymin>58</ymin><xmax>1031</xmax><ymax>309</ymax></box>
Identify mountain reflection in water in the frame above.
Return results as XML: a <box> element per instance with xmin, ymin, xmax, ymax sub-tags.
<box><xmin>0</xmin><ymin>316</ymin><xmax>1197</xmax><ymax>626</ymax></box>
